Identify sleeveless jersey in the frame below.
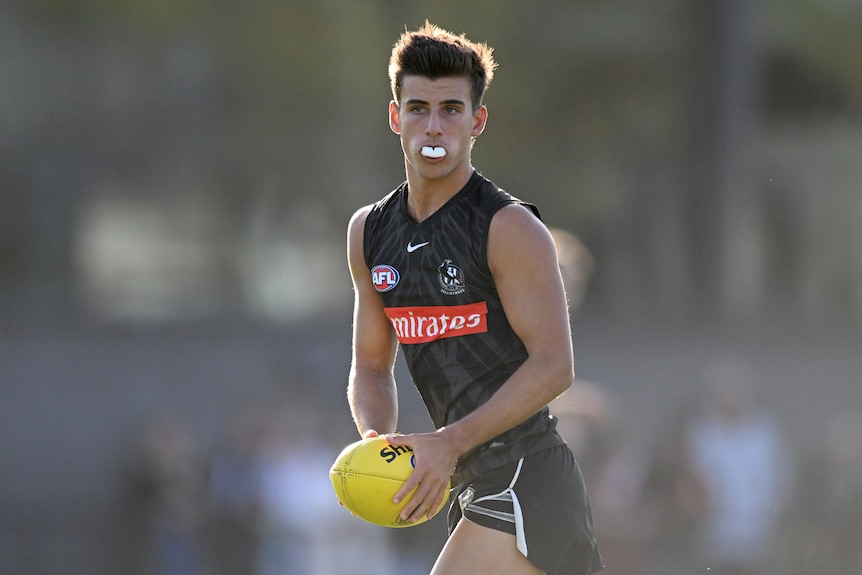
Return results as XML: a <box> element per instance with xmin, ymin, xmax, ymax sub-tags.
<box><xmin>363</xmin><ymin>171</ymin><xmax>564</xmax><ymax>485</ymax></box>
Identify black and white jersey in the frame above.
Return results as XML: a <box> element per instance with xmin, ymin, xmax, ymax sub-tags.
<box><xmin>364</xmin><ymin>171</ymin><xmax>564</xmax><ymax>485</ymax></box>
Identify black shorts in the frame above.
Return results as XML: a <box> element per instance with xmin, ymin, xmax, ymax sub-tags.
<box><xmin>448</xmin><ymin>444</ymin><xmax>603</xmax><ymax>575</ymax></box>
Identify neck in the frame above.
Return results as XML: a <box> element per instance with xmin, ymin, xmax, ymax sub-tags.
<box><xmin>405</xmin><ymin>162</ymin><xmax>474</xmax><ymax>223</ymax></box>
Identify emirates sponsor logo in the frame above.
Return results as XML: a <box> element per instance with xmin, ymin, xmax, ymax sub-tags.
<box><xmin>384</xmin><ymin>302</ymin><xmax>488</xmax><ymax>344</ymax></box>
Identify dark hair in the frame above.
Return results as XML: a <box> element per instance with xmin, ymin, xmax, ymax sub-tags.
<box><xmin>388</xmin><ymin>21</ymin><xmax>497</xmax><ymax>110</ymax></box>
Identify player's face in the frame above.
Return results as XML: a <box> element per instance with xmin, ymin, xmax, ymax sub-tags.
<box><xmin>389</xmin><ymin>75</ymin><xmax>487</xmax><ymax>183</ymax></box>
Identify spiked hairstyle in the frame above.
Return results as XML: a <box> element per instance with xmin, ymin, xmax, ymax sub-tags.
<box><xmin>388</xmin><ymin>21</ymin><xmax>497</xmax><ymax>111</ymax></box>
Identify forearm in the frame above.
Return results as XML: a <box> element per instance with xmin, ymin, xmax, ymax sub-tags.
<box><xmin>439</xmin><ymin>355</ymin><xmax>572</xmax><ymax>458</ymax></box>
<box><xmin>348</xmin><ymin>365</ymin><xmax>399</xmax><ymax>436</ymax></box>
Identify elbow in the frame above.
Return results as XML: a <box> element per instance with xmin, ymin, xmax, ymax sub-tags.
<box><xmin>527</xmin><ymin>338</ymin><xmax>574</xmax><ymax>398</ymax></box>
<box><xmin>556</xmin><ymin>371</ymin><xmax>575</xmax><ymax>398</ymax></box>
<box><xmin>547</xmin><ymin>358</ymin><xmax>575</xmax><ymax>398</ymax></box>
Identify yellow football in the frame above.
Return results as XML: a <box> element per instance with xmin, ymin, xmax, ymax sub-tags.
<box><xmin>329</xmin><ymin>436</ymin><xmax>450</xmax><ymax>528</ymax></box>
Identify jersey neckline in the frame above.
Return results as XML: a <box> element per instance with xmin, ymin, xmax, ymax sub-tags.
<box><xmin>399</xmin><ymin>170</ymin><xmax>484</xmax><ymax>230</ymax></box>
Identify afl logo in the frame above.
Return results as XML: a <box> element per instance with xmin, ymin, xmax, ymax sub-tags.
<box><xmin>371</xmin><ymin>265</ymin><xmax>400</xmax><ymax>292</ymax></box>
<box><xmin>438</xmin><ymin>259</ymin><xmax>466</xmax><ymax>296</ymax></box>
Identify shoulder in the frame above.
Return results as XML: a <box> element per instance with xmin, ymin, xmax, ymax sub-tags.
<box><xmin>348</xmin><ymin>204</ymin><xmax>373</xmax><ymax>234</ymax></box>
<box><xmin>490</xmin><ymin>202</ymin><xmax>548</xmax><ymax>240</ymax></box>
<box><xmin>487</xmin><ymin>203</ymin><xmax>557</xmax><ymax>272</ymax></box>
<box><xmin>347</xmin><ymin>204</ymin><xmax>374</xmax><ymax>246</ymax></box>
<box><xmin>347</xmin><ymin>204</ymin><xmax>375</xmax><ymax>276</ymax></box>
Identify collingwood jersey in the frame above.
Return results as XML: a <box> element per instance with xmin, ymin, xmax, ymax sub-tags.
<box><xmin>364</xmin><ymin>171</ymin><xmax>564</xmax><ymax>485</ymax></box>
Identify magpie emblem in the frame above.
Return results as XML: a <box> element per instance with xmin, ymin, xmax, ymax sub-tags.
<box><xmin>438</xmin><ymin>259</ymin><xmax>466</xmax><ymax>296</ymax></box>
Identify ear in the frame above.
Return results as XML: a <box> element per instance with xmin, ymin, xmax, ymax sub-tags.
<box><xmin>472</xmin><ymin>105</ymin><xmax>488</xmax><ymax>138</ymax></box>
<box><xmin>389</xmin><ymin>100</ymin><xmax>401</xmax><ymax>135</ymax></box>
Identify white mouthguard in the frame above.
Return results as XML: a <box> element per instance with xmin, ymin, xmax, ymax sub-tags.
<box><xmin>421</xmin><ymin>146</ymin><xmax>447</xmax><ymax>159</ymax></box>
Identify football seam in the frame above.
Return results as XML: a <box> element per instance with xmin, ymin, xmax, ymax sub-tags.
<box><xmin>333</xmin><ymin>471</ymin><xmax>407</xmax><ymax>481</ymax></box>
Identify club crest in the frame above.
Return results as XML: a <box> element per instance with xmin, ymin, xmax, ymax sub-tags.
<box><xmin>438</xmin><ymin>259</ymin><xmax>466</xmax><ymax>296</ymax></box>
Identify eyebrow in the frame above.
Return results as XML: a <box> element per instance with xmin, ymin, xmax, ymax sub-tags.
<box><xmin>404</xmin><ymin>98</ymin><xmax>468</xmax><ymax>107</ymax></box>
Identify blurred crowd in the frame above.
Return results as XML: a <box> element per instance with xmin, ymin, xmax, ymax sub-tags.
<box><xmin>119</xmin><ymin>356</ymin><xmax>862</xmax><ymax>575</ymax></box>
<box><xmin>553</xmin><ymin>360</ymin><xmax>796</xmax><ymax>575</ymax></box>
<box><xmin>122</xmin><ymin>390</ymin><xmax>405</xmax><ymax>575</ymax></box>
<box><xmin>116</xmin><ymin>231</ymin><xmax>862</xmax><ymax>575</ymax></box>
<box><xmin>557</xmin><ymin>359</ymin><xmax>862</xmax><ymax>575</ymax></box>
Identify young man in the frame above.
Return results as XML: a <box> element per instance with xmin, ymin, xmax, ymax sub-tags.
<box><xmin>346</xmin><ymin>22</ymin><xmax>603</xmax><ymax>575</ymax></box>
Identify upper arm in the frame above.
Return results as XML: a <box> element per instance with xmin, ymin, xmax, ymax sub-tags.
<box><xmin>487</xmin><ymin>204</ymin><xmax>574</xmax><ymax>382</ymax></box>
<box><xmin>347</xmin><ymin>206</ymin><xmax>399</xmax><ymax>375</ymax></box>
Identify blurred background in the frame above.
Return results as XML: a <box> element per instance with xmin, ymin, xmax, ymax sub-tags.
<box><xmin>2</xmin><ymin>1</ymin><xmax>862</xmax><ymax>574</ymax></box>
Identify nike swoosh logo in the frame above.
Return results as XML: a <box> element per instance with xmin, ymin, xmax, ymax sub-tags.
<box><xmin>406</xmin><ymin>241</ymin><xmax>430</xmax><ymax>253</ymax></box>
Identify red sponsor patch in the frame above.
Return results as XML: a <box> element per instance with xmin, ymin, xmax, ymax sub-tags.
<box><xmin>384</xmin><ymin>302</ymin><xmax>488</xmax><ymax>344</ymax></box>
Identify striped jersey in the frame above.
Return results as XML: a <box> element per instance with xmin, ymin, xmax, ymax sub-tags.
<box><xmin>363</xmin><ymin>171</ymin><xmax>564</xmax><ymax>485</ymax></box>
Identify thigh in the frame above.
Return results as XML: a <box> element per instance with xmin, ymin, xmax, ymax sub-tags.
<box><xmin>430</xmin><ymin>517</ymin><xmax>546</xmax><ymax>575</ymax></box>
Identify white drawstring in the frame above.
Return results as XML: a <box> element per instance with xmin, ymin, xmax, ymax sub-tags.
<box><xmin>471</xmin><ymin>457</ymin><xmax>528</xmax><ymax>557</ymax></box>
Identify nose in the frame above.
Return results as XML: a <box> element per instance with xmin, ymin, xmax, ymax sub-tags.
<box><xmin>425</xmin><ymin>110</ymin><xmax>443</xmax><ymax>136</ymax></box>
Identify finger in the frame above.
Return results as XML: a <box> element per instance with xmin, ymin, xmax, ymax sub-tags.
<box><xmin>399</xmin><ymin>479</ymin><xmax>445</xmax><ymax>523</ymax></box>
<box><xmin>383</xmin><ymin>433</ymin><xmax>406</xmax><ymax>445</ymax></box>
<box><xmin>363</xmin><ymin>429</ymin><xmax>379</xmax><ymax>438</ymax></box>
<box><xmin>427</xmin><ymin>485</ymin><xmax>448</xmax><ymax>519</ymax></box>
<box><xmin>394</xmin><ymin>472</ymin><xmax>419</xmax><ymax>505</ymax></box>
<box><xmin>399</xmin><ymin>491</ymin><xmax>426</xmax><ymax>523</ymax></box>
<box><xmin>406</xmin><ymin>491</ymin><xmax>436</xmax><ymax>523</ymax></box>
<box><xmin>396</xmin><ymin>475</ymin><xmax>429</xmax><ymax>522</ymax></box>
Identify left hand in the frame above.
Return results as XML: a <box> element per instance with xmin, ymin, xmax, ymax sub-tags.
<box><xmin>385</xmin><ymin>430</ymin><xmax>458</xmax><ymax>523</ymax></box>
